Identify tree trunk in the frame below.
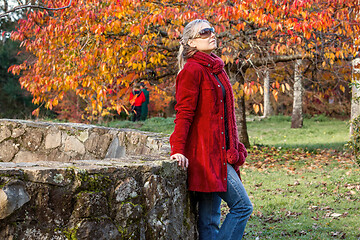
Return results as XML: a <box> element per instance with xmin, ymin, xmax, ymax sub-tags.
<box><xmin>228</xmin><ymin>70</ymin><xmax>250</xmax><ymax>148</ymax></box>
<box><xmin>291</xmin><ymin>59</ymin><xmax>303</xmax><ymax>128</ymax></box>
<box><xmin>351</xmin><ymin>58</ymin><xmax>360</xmax><ymax>135</ymax></box>
<box><xmin>263</xmin><ymin>69</ymin><xmax>273</xmax><ymax>118</ymax></box>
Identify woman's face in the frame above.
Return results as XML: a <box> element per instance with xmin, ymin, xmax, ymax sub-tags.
<box><xmin>188</xmin><ymin>22</ymin><xmax>217</xmax><ymax>55</ymax></box>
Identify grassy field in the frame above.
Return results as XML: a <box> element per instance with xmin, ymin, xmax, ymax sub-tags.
<box><xmin>104</xmin><ymin>115</ymin><xmax>359</xmax><ymax>239</ymax></box>
<box><xmin>104</xmin><ymin>117</ymin><xmax>175</xmax><ymax>135</ymax></box>
<box><xmin>104</xmin><ymin>115</ymin><xmax>349</xmax><ymax>151</ymax></box>
<box><xmin>239</xmin><ymin>148</ymin><xmax>359</xmax><ymax>239</ymax></box>
<box><xmin>247</xmin><ymin>115</ymin><xmax>349</xmax><ymax>151</ymax></box>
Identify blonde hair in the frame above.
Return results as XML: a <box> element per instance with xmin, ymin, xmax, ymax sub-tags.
<box><xmin>177</xmin><ymin>19</ymin><xmax>211</xmax><ymax>71</ymax></box>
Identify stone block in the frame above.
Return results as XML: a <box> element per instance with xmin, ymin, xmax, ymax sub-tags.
<box><xmin>105</xmin><ymin>137</ymin><xmax>126</xmax><ymax>159</ymax></box>
<box><xmin>13</xmin><ymin>151</ymin><xmax>46</xmax><ymax>163</ymax></box>
<box><xmin>45</xmin><ymin>130</ymin><xmax>61</xmax><ymax>149</ymax></box>
<box><xmin>115</xmin><ymin>203</ymin><xmax>144</xmax><ymax>239</ymax></box>
<box><xmin>72</xmin><ymin>192</ymin><xmax>109</xmax><ymax>218</ymax></box>
<box><xmin>118</xmin><ymin>131</ymin><xmax>126</xmax><ymax>145</ymax></box>
<box><xmin>84</xmin><ymin>132</ymin><xmax>99</xmax><ymax>153</ymax></box>
<box><xmin>64</xmin><ymin>136</ymin><xmax>85</xmax><ymax>155</ymax></box>
<box><xmin>115</xmin><ymin>177</ymin><xmax>139</xmax><ymax>202</ymax></box>
<box><xmin>77</xmin><ymin>130</ymin><xmax>89</xmax><ymax>142</ymax></box>
<box><xmin>11</xmin><ymin>128</ymin><xmax>25</xmax><ymax>138</ymax></box>
<box><xmin>0</xmin><ymin>180</ymin><xmax>30</xmax><ymax>219</ymax></box>
<box><xmin>47</xmin><ymin>149</ymin><xmax>71</xmax><ymax>162</ymax></box>
<box><xmin>116</xmin><ymin>202</ymin><xmax>143</xmax><ymax>221</ymax></box>
<box><xmin>143</xmin><ymin>175</ymin><xmax>169</xmax><ymax>208</ymax></box>
<box><xmin>97</xmin><ymin>134</ymin><xmax>112</xmax><ymax>158</ymax></box>
<box><xmin>75</xmin><ymin>219</ymin><xmax>121</xmax><ymax>240</ymax></box>
<box><xmin>21</xmin><ymin>129</ymin><xmax>43</xmax><ymax>151</ymax></box>
<box><xmin>23</xmin><ymin>168</ymin><xmax>72</xmax><ymax>186</ymax></box>
<box><xmin>0</xmin><ymin>126</ymin><xmax>11</xmax><ymax>143</ymax></box>
<box><xmin>84</xmin><ymin>132</ymin><xmax>112</xmax><ymax>158</ymax></box>
<box><xmin>0</xmin><ymin>140</ymin><xmax>19</xmax><ymax>162</ymax></box>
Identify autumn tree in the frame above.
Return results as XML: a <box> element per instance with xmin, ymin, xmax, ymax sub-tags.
<box><xmin>7</xmin><ymin>0</ymin><xmax>360</xmax><ymax>145</ymax></box>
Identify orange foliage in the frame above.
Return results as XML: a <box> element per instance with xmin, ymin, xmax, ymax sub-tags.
<box><xmin>8</xmin><ymin>0</ymin><xmax>360</xmax><ymax>120</ymax></box>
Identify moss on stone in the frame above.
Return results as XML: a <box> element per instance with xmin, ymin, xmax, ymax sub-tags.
<box><xmin>63</xmin><ymin>226</ymin><xmax>78</xmax><ymax>240</ymax></box>
<box><xmin>75</xmin><ymin>170</ymin><xmax>112</xmax><ymax>192</ymax></box>
<box><xmin>0</xmin><ymin>179</ymin><xmax>10</xmax><ymax>189</ymax></box>
<box><xmin>116</xmin><ymin>221</ymin><xmax>141</xmax><ymax>240</ymax></box>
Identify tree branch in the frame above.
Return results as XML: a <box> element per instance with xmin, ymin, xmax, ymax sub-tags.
<box><xmin>232</xmin><ymin>54</ymin><xmax>305</xmax><ymax>72</ymax></box>
<box><xmin>0</xmin><ymin>0</ymin><xmax>73</xmax><ymax>18</ymax></box>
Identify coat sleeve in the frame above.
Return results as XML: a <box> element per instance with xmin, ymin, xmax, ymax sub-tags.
<box><xmin>170</xmin><ymin>67</ymin><xmax>201</xmax><ymax>156</ymax></box>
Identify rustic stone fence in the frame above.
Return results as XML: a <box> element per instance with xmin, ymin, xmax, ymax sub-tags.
<box><xmin>0</xmin><ymin>119</ymin><xmax>197</xmax><ymax>239</ymax></box>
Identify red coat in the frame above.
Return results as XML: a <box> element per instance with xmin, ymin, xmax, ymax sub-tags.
<box><xmin>130</xmin><ymin>91</ymin><xmax>145</xmax><ymax>106</ymax></box>
<box><xmin>170</xmin><ymin>51</ymin><xmax>247</xmax><ymax>192</ymax></box>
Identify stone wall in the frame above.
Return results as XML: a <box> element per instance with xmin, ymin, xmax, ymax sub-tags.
<box><xmin>0</xmin><ymin>119</ymin><xmax>198</xmax><ymax>239</ymax></box>
<box><xmin>0</xmin><ymin>119</ymin><xmax>170</xmax><ymax>163</ymax></box>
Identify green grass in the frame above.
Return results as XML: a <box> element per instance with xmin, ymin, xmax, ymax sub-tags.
<box><xmin>103</xmin><ymin>117</ymin><xmax>176</xmax><ymax>135</ymax></box>
<box><xmin>247</xmin><ymin>115</ymin><xmax>348</xmax><ymax>151</ymax></box>
<box><xmin>240</xmin><ymin>154</ymin><xmax>359</xmax><ymax>239</ymax></box>
<box><xmin>104</xmin><ymin>115</ymin><xmax>350</xmax><ymax>151</ymax></box>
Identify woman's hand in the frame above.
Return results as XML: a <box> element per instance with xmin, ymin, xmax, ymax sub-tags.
<box><xmin>170</xmin><ymin>153</ymin><xmax>189</xmax><ymax>170</ymax></box>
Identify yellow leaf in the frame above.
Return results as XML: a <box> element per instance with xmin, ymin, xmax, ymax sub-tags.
<box><xmin>32</xmin><ymin>108</ymin><xmax>40</xmax><ymax>117</ymax></box>
<box><xmin>340</xmin><ymin>85</ymin><xmax>345</xmax><ymax>92</ymax></box>
<box><xmin>285</xmin><ymin>83</ymin><xmax>291</xmax><ymax>91</ymax></box>
<box><xmin>272</xmin><ymin>90</ymin><xmax>278</xmax><ymax>101</ymax></box>
<box><xmin>253</xmin><ymin>104</ymin><xmax>259</xmax><ymax>113</ymax></box>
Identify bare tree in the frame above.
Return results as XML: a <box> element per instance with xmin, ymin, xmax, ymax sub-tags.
<box><xmin>351</xmin><ymin>58</ymin><xmax>360</xmax><ymax>135</ymax></box>
<box><xmin>291</xmin><ymin>59</ymin><xmax>303</xmax><ymax>128</ymax></box>
<box><xmin>262</xmin><ymin>69</ymin><xmax>273</xmax><ymax>118</ymax></box>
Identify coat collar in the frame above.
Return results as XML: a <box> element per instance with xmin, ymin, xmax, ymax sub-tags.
<box><xmin>187</xmin><ymin>51</ymin><xmax>225</xmax><ymax>75</ymax></box>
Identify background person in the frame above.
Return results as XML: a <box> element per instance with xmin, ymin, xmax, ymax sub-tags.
<box><xmin>169</xmin><ymin>19</ymin><xmax>253</xmax><ymax>240</ymax></box>
<box><xmin>129</xmin><ymin>83</ymin><xmax>145</xmax><ymax>122</ymax></box>
<box><xmin>140</xmin><ymin>82</ymin><xmax>150</xmax><ymax>121</ymax></box>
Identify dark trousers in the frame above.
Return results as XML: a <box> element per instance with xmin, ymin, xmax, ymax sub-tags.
<box><xmin>131</xmin><ymin>106</ymin><xmax>142</xmax><ymax>122</ymax></box>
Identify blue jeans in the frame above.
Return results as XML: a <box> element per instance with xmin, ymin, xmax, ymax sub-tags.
<box><xmin>197</xmin><ymin>163</ymin><xmax>253</xmax><ymax>240</ymax></box>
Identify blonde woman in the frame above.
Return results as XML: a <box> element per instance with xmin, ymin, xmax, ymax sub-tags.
<box><xmin>170</xmin><ymin>19</ymin><xmax>253</xmax><ymax>240</ymax></box>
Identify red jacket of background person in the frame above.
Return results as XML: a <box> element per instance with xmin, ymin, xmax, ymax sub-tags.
<box><xmin>170</xmin><ymin>51</ymin><xmax>247</xmax><ymax>193</ymax></box>
<box><xmin>129</xmin><ymin>90</ymin><xmax>146</xmax><ymax>106</ymax></box>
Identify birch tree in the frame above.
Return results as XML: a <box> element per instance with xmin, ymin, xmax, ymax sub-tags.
<box><xmin>291</xmin><ymin>59</ymin><xmax>303</xmax><ymax>128</ymax></box>
<box><xmin>262</xmin><ymin>69</ymin><xmax>273</xmax><ymax>118</ymax></box>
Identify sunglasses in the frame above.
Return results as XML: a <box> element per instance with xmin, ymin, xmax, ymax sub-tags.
<box><xmin>194</xmin><ymin>27</ymin><xmax>215</xmax><ymax>39</ymax></box>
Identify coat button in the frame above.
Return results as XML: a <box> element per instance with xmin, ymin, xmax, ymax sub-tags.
<box><xmin>221</xmin><ymin>117</ymin><xmax>223</xmax><ymax>119</ymax></box>
<box><xmin>211</xmin><ymin>73</ymin><xmax>213</xmax><ymax>75</ymax></box>
<box><xmin>220</xmin><ymin>100</ymin><xmax>223</xmax><ymax>103</ymax></box>
<box><xmin>218</xmin><ymin>85</ymin><xmax>220</xmax><ymax>87</ymax></box>
<box><xmin>224</xmin><ymin>178</ymin><xmax>226</xmax><ymax>181</ymax></box>
<box><xmin>221</xmin><ymin>132</ymin><xmax>224</xmax><ymax>134</ymax></box>
<box><xmin>208</xmin><ymin>64</ymin><xmax>211</xmax><ymax>67</ymax></box>
<box><xmin>224</xmin><ymin>163</ymin><xmax>226</xmax><ymax>165</ymax></box>
<box><xmin>222</xmin><ymin>147</ymin><xmax>225</xmax><ymax>149</ymax></box>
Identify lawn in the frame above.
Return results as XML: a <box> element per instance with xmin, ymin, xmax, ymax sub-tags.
<box><xmin>104</xmin><ymin>115</ymin><xmax>359</xmax><ymax>239</ymax></box>
<box><xmin>246</xmin><ymin>115</ymin><xmax>349</xmax><ymax>151</ymax></box>
<box><xmin>239</xmin><ymin>147</ymin><xmax>359</xmax><ymax>239</ymax></box>
<box><xmin>104</xmin><ymin>115</ymin><xmax>349</xmax><ymax>151</ymax></box>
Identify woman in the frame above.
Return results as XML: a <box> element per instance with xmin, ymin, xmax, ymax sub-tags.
<box><xmin>170</xmin><ymin>19</ymin><xmax>253</xmax><ymax>240</ymax></box>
